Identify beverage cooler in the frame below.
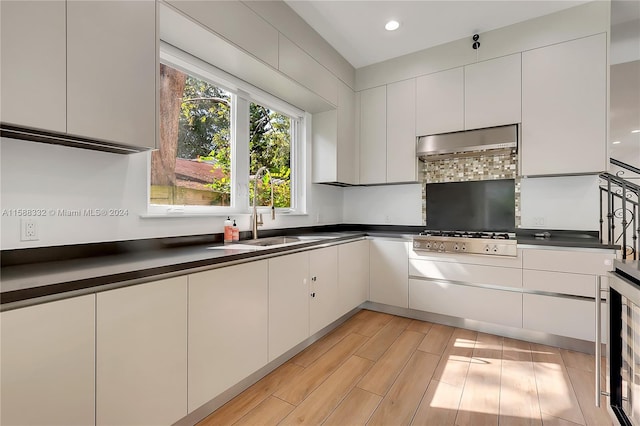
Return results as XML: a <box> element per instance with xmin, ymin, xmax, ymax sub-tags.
<box><xmin>608</xmin><ymin>267</ymin><xmax>640</xmax><ymax>425</ymax></box>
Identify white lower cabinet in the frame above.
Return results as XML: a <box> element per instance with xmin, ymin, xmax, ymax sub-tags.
<box><xmin>309</xmin><ymin>246</ymin><xmax>339</xmax><ymax>335</ymax></box>
<box><xmin>409</xmin><ymin>279</ymin><xmax>523</xmax><ymax>328</ymax></box>
<box><xmin>338</xmin><ymin>240</ymin><xmax>370</xmax><ymax>316</ymax></box>
<box><xmin>523</xmin><ymin>293</ymin><xmax>606</xmax><ymax>342</ymax></box>
<box><xmin>369</xmin><ymin>239</ymin><xmax>409</xmax><ymax>308</ymax></box>
<box><xmin>1</xmin><ymin>295</ymin><xmax>96</xmax><ymax>426</ymax></box>
<box><xmin>269</xmin><ymin>252</ymin><xmax>311</xmax><ymax>361</ymax></box>
<box><xmin>96</xmin><ymin>277</ymin><xmax>187</xmax><ymax>426</ymax></box>
<box><xmin>188</xmin><ymin>261</ymin><xmax>268</xmax><ymax>412</ymax></box>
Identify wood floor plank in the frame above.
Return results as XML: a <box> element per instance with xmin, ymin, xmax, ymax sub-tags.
<box><xmin>431</xmin><ymin>328</ymin><xmax>477</xmax><ymax>387</ymax></box>
<box><xmin>499</xmin><ymin>338</ymin><xmax>542</xmax><ymax>426</ymax></box>
<box><xmin>197</xmin><ymin>362</ymin><xmax>303</xmax><ymax>426</ymax></box>
<box><xmin>357</xmin><ymin>330</ymin><xmax>424</xmax><ymax>396</ymax></box>
<box><xmin>417</xmin><ymin>323</ymin><xmax>455</xmax><ymax>355</ymax></box>
<box><xmin>560</xmin><ymin>349</ymin><xmax>597</xmax><ymax>373</ymax></box>
<box><xmin>322</xmin><ymin>387</ymin><xmax>382</xmax><ymax>426</ymax></box>
<box><xmin>290</xmin><ymin>321</ymin><xmax>353</xmax><ymax>368</ymax></box>
<box><xmin>565</xmin><ymin>366</ymin><xmax>613</xmax><ymax>426</ymax></box>
<box><xmin>455</xmin><ymin>333</ymin><xmax>503</xmax><ymax>426</ymax></box>
<box><xmin>232</xmin><ymin>396</ymin><xmax>294</xmax><ymax>426</ymax></box>
<box><xmin>345</xmin><ymin>309</ymin><xmax>395</xmax><ymax>337</ymax></box>
<box><xmin>280</xmin><ymin>355</ymin><xmax>373</xmax><ymax>425</ymax></box>
<box><xmin>356</xmin><ymin>316</ymin><xmax>411</xmax><ymax>361</ymax></box>
<box><xmin>500</xmin><ymin>360</ymin><xmax>542</xmax><ymax>425</ymax></box>
<box><xmin>367</xmin><ymin>350</ymin><xmax>440</xmax><ymax>426</ymax></box>
<box><xmin>531</xmin><ymin>344</ymin><xmax>586</xmax><ymax>426</ymax></box>
<box><xmin>406</xmin><ymin>319</ymin><xmax>434</xmax><ymax>334</ymax></box>
<box><xmin>541</xmin><ymin>413</ymin><xmax>584</xmax><ymax>426</ymax></box>
<box><xmin>411</xmin><ymin>380</ymin><xmax>463</xmax><ymax>426</ymax></box>
<box><xmin>274</xmin><ymin>333</ymin><xmax>368</xmax><ymax>405</ymax></box>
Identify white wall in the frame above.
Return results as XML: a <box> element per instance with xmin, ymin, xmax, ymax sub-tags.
<box><xmin>342</xmin><ymin>184</ymin><xmax>423</xmax><ymax>226</ymax></box>
<box><xmin>519</xmin><ymin>175</ymin><xmax>600</xmax><ymax>230</ymax></box>
<box><xmin>0</xmin><ymin>134</ymin><xmax>343</xmax><ymax>249</ymax></box>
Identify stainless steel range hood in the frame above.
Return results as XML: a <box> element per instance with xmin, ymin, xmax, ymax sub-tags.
<box><xmin>417</xmin><ymin>124</ymin><xmax>517</xmax><ymax>158</ymax></box>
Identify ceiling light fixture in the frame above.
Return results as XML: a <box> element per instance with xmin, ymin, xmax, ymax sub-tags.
<box><xmin>385</xmin><ymin>20</ymin><xmax>400</xmax><ymax>31</ymax></box>
<box><xmin>632</xmin><ymin>129</ymin><xmax>640</xmax><ymax>134</ymax></box>
<box><xmin>613</xmin><ymin>141</ymin><xmax>622</xmax><ymax>144</ymax></box>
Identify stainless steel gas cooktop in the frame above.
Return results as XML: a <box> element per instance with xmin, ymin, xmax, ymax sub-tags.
<box><xmin>413</xmin><ymin>230</ymin><xmax>518</xmax><ymax>257</ymax></box>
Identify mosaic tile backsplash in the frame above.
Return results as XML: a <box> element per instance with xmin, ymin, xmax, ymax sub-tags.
<box><xmin>421</xmin><ymin>149</ymin><xmax>521</xmax><ymax>227</ymax></box>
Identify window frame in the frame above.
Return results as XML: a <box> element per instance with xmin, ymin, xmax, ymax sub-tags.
<box><xmin>147</xmin><ymin>42</ymin><xmax>306</xmax><ymax>216</ymax></box>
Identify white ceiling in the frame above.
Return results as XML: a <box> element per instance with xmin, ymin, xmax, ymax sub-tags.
<box><xmin>285</xmin><ymin>0</ymin><xmax>590</xmax><ymax>69</ymax></box>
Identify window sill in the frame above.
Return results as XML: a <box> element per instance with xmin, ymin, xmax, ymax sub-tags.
<box><xmin>140</xmin><ymin>208</ymin><xmax>307</xmax><ymax>219</ymax></box>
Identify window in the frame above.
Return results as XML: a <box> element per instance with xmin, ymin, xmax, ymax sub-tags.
<box><xmin>249</xmin><ymin>101</ymin><xmax>291</xmax><ymax>208</ymax></box>
<box><xmin>150</xmin><ymin>46</ymin><xmax>304</xmax><ymax>214</ymax></box>
<box><xmin>151</xmin><ymin>64</ymin><xmax>233</xmax><ymax>207</ymax></box>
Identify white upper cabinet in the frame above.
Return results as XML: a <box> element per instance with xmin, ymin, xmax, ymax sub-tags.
<box><xmin>167</xmin><ymin>0</ymin><xmax>278</xmax><ymax>69</ymax></box>
<box><xmin>359</xmin><ymin>85</ymin><xmax>387</xmax><ymax>184</ymax></box>
<box><xmin>521</xmin><ymin>33</ymin><xmax>607</xmax><ymax>176</ymax></box>
<box><xmin>416</xmin><ymin>67</ymin><xmax>464</xmax><ymax>136</ymax></box>
<box><xmin>0</xmin><ymin>0</ymin><xmax>66</xmax><ymax>132</ymax></box>
<box><xmin>312</xmin><ymin>81</ymin><xmax>358</xmax><ymax>185</ymax></box>
<box><xmin>387</xmin><ymin>78</ymin><xmax>418</xmax><ymax>183</ymax></box>
<box><xmin>465</xmin><ymin>53</ymin><xmax>522</xmax><ymax>130</ymax></box>
<box><xmin>279</xmin><ymin>35</ymin><xmax>338</xmax><ymax>106</ymax></box>
<box><xmin>67</xmin><ymin>0</ymin><xmax>157</xmax><ymax>149</ymax></box>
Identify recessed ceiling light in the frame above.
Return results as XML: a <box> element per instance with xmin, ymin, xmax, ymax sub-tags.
<box><xmin>632</xmin><ymin>129</ymin><xmax>640</xmax><ymax>134</ymax></box>
<box><xmin>385</xmin><ymin>20</ymin><xmax>400</xmax><ymax>31</ymax></box>
<box><xmin>612</xmin><ymin>141</ymin><xmax>622</xmax><ymax>144</ymax></box>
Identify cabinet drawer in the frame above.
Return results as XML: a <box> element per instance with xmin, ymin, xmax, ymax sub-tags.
<box><xmin>409</xmin><ymin>279</ymin><xmax>522</xmax><ymax>328</ymax></box>
<box><xmin>523</xmin><ymin>269</ymin><xmax>595</xmax><ymax>297</ymax></box>
<box><xmin>409</xmin><ymin>249</ymin><xmax>522</xmax><ymax>268</ymax></box>
<box><xmin>523</xmin><ymin>293</ymin><xmax>605</xmax><ymax>342</ymax></box>
<box><xmin>522</xmin><ymin>248</ymin><xmax>614</xmax><ymax>275</ymax></box>
<box><xmin>410</xmin><ymin>259</ymin><xmax>522</xmax><ymax>289</ymax></box>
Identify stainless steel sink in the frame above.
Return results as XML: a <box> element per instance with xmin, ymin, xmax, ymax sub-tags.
<box><xmin>237</xmin><ymin>236</ymin><xmax>309</xmax><ymax>247</ymax></box>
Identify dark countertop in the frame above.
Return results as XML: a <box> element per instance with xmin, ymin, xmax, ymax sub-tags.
<box><xmin>0</xmin><ymin>225</ymin><xmax>618</xmax><ymax>308</ymax></box>
<box><xmin>0</xmin><ymin>232</ymin><xmax>366</xmax><ymax>307</ymax></box>
<box><xmin>515</xmin><ymin>229</ymin><xmax>619</xmax><ymax>250</ymax></box>
<box><xmin>615</xmin><ymin>259</ymin><xmax>640</xmax><ymax>285</ymax></box>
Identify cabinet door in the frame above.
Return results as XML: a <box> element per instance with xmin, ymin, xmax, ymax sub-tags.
<box><xmin>521</xmin><ymin>33</ymin><xmax>606</xmax><ymax>176</ymax></box>
<box><xmin>338</xmin><ymin>240</ymin><xmax>370</xmax><ymax>315</ymax></box>
<box><xmin>337</xmin><ymin>81</ymin><xmax>358</xmax><ymax>184</ymax></box>
<box><xmin>0</xmin><ymin>0</ymin><xmax>66</xmax><ymax>132</ymax></box>
<box><xmin>465</xmin><ymin>53</ymin><xmax>521</xmax><ymax>130</ymax></box>
<box><xmin>416</xmin><ymin>67</ymin><xmax>464</xmax><ymax>136</ymax></box>
<box><xmin>387</xmin><ymin>79</ymin><xmax>417</xmax><ymax>183</ymax></box>
<box><xmin>309</xmin><ymin>246</ymin><xmax>339</xmax><ymax>335</ymax></box>
<box><xmin>167</xmin><ymin>0</ymin><xmax>278</xmax><ymax>69</ymax></box>
<box><xmin>369</xmin><ymin>239</ymin><xmax>409</xmax><ymax>308</ymax></box>
<box><xmin>97</xmin><ymin>277</ymin><xmax>187</xmax><ymax>425</ymax></box>
<box><xmin>359</xmin><ymin>86</ymin><xmax>387</xmax><ymax>184</ymax></box>
<box><xmin>279</xmin><ymin>35</ymin><xmax>338</xmax><ymax>105</ymax></box>
<box><xmin>269</xmin><ymin>252</ymin><xmax>310</xmax><ymax>361</ymax></box>
<box><xmin>67</xmin><ymin>0</ymin><xmax>156</xmax><ymax>148</ymax></box>
<box><xmin>1</xmin><ymin>295</ymin><xmax>95</xmax><ymax>426</ymax></box>
<box><xmin>312</xmin><ymin>81</ymin><xmax>357</xmax><ymax>185</ymax></box>
<box><xmin>189</xmin><ymin>261</ymin><xmax>268</xmax><ymax>412</ymax></box>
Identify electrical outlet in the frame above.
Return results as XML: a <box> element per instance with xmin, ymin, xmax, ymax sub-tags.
<box><xmin>20</xmin><ymin>219</ymin><xmax>39</xmax><ymax>241</ymax></box>
<box><xmin>533</xmin><ymin>217</ymin><xmax>545</xmax><ymax>226</ymax></box>
<box><xmin>384</xmin><ymin>215</ymin><xmax>391</xmax><ymax>223</ymax></box>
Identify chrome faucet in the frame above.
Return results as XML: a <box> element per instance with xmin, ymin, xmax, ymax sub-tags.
<box><xmin>252</xmin><ymin>166</ymin><xmax>275</xmax><ymax>239</ymax></box>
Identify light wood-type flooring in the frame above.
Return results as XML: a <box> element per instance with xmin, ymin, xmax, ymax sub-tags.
<box><xmin>198</xmin><ymin>309</ymin><xmax>611</xmax><ymax>426</ymax></box>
